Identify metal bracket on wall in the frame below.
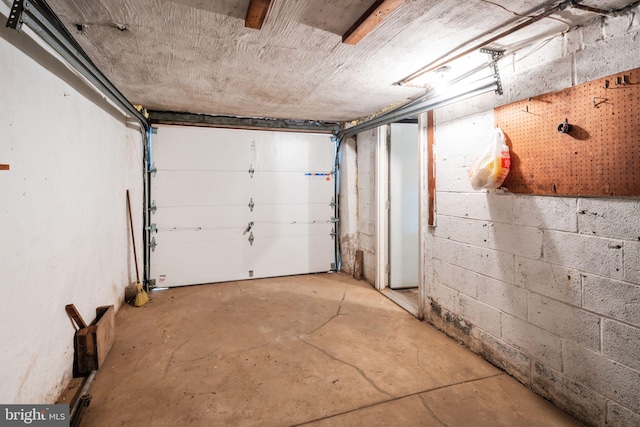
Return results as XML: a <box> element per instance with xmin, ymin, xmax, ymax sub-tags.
<box><xmin>480</xmin><ymin>48</ymin><xmax>505</xmax><ymax>95</ymax></box>
<box><xmin>6</xmin><ymin>0</ymin><xmax>24</xmax><ymax>30</ymax></box>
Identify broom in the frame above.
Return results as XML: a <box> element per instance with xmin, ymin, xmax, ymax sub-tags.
<box><xmin>126</xmin><ymin>189</ymin><xmax>149</xmax><ymax>307</ymax></box>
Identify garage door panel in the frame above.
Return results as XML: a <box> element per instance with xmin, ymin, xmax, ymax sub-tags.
<box><xmin>254</xmin><ymin>133</ymin><xmax>335</xmax><ymax>171</ymax></box>
<box><xmin>249</xmin><ymin>234</ymin><xmax>334</xmax><ymax>277</ymax></box>
<box><xmin>152</xmin><ymin>171</ymin><xmax>252</xmax><ymax>206</ymax></box>
<box><xmin>154</xmin><ymin>206</ymin><xmax>250</xmax><ymax>229</ymax></box>
<box><xmin>154</xmin><ymin>126</ymin><xmax>253</xmax><ymax>170</ymax></box>
<box><xmin>151</xmin><ymin>240</ymin><xmax>250</xmax><ymax>287</ymax></box>
<box><xmin>252</xmin><ymin>222</ymin><xmax>333</xmax><ymax>239</ymax></box>
<box><xmin>250</xmin><ymin>174</ymin><xmax>334</xmax><ymax>205</ymax></box>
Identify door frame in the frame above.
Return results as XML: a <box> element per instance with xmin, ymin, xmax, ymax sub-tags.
<box><xmin>376</xmin><ymin>115</ymin><xmax>428</xmax><ymax>319</ymax></box>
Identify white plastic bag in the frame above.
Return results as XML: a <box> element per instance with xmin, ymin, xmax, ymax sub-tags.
<box><xmin>468</xmin><ymin>128</ymin><xmax>511</xmax><ymax>190</ymax></box>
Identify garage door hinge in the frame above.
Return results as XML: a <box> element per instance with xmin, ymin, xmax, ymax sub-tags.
<box><xmin>149</xmin><ymin>237</ymin><xmax>157</xmax><ymax>252</ymax></box>
<box><xmin>146</xmin><ymin>223</ymin><xmax>157</xmax><ymax>233</ymax></box>
<box><xmin>6</xmin><ymin>0</ymin><xmax>24</xmax><ymax>30</ymax></box>
<box><xmin>248</xmin><ymin>198</ymin><xmax>254</xmax><ymax>212</ymax></box>
<box><xmin>330</xmin><ymin>196</ymin><xmax>336</xmax><ymax>208</ymax></box>
<box><xmin>385</xmin><ymin>264</ymin><xmax>390</xmax><ymax>274</ymax></box>
<box><xmin>330</xmin><ymin>227</ymin><xmax>336</xmax><ymax>240</ymax></box>
<box><xmin>149</xmin><ymin>200</ymin><xmax>157</xmax><ymax>214</ymax></box>
<box><xmin>330</xmin><ymin>217</ymin><xmax>339</xmax><ymax>223</ymax></box>
<box><xmin>248</xmin><ymin>164</ymin><xmax>255</xmax><ymax>178</ymax></box>
<box><xmin>149</xmin><ymin>163</ymin><xmax>157</xmax><ymax>177</ymax></box>
<box><xmin>385</xmin><ymin>200</ymin><xmax>390</xmax><ymax>210</ymax></box>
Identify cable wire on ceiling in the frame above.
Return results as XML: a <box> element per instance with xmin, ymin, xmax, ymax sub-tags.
<box><xmin>394</xmin><ymin>0</ymin><xmax>602</xmax><ymax>87</ymax></box>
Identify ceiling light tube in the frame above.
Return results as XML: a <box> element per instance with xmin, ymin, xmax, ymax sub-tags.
<box><xmin>338</xmin><ymin>80</ymin><xmax>498</xmax><ymax>140</ymax></box>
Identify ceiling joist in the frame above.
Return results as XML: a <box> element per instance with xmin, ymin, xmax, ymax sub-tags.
<box><xmin>245</xmin><ymin>0</ymin><xmax>273</xmax><ymax>30</ymax></box>
<box><xmin>342</xmin><ymin>0</ymin><xmax>404</xmax><ymax>45</ymax></box>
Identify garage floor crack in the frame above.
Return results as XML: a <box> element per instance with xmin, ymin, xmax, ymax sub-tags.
<box><xmin>298</xmin><ymin>336</ymin><xmax>392</xmax><ymax>398</ymax></box>
<box><xmin>305</xmin><ymin>288</ymin><xmax>347</xmax><ymax>336</ymax></box>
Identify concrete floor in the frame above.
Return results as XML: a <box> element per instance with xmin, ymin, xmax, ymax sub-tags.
<box><xmin>81</xmin><ymin>273</ymin><xmax>582</xmax><ymax>426</ymax></box>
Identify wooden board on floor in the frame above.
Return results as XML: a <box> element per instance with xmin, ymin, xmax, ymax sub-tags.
<box><xmin>75</xmin><ymin>305</ymin><xmax>115</xmax><ymax>375</ymax></box>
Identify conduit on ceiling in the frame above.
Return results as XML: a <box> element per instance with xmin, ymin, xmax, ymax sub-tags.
<box><xmin>395</xmin><ymin>0</ymin><xmax>640</xmax><ymax>88</ymax></box>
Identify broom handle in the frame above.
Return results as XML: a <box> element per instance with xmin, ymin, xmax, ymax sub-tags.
<box><xmin>126</xmin><ymin>190</ymin><xmax>140</xmax><ymax>284</ymax></box>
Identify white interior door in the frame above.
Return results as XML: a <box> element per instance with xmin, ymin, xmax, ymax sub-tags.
<box><xmin>389</xmin><ymin>123</ymin><xmax>419</xmax><ymax>289</ymax></box>
<box><xmin>150</xmin><ymin>125</ymin><xmax>335</xmax><ymax>287</ymax></box>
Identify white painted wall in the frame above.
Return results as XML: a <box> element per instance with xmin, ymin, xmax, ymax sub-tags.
<box><xmin>343</xmin><ymin>6</ymin><xmax>640</xmax><ymax>427</ymax></box>
<box><xmin>426</xmin><ymin>8</ymin><xmax>640</xmax><ymax>427</ymax></box>
<box><xmin>0</xmin><ymin>12</ymin><xmax>143</xmax><ymax>404</ymax></box>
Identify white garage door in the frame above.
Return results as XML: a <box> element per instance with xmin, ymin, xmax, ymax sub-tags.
<box><xmin>149</xmin><ymin>125</ymin><xmax>336</xmax><ymax>287</ymax></box>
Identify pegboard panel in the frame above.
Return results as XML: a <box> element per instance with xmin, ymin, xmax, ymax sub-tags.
<box><xmin>495</xmin><ymin>68</ymin><xmax>640</xmax><ymax>197</ymax></box>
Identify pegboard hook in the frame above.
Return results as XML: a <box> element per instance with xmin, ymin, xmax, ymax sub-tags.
<box><xmin>557</xmin><ymin>118</ymin><xmax>571</xmax><ymax>134</ymax></box>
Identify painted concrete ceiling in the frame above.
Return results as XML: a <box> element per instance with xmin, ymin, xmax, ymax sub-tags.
<box><xmin>37</xmin><ymin>0</ymin><xmax>640</xmax><ymax>121</ymax></box>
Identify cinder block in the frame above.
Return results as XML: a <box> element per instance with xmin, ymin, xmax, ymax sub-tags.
<box><xmin>427</xmin><ymin>280</ymin><xmax>459</xmax><ymax>313</ymax></box>
<box><xmin>516</xmin><ymin>257</ymin><xmax>582</xmax><ymax>306</ymax></box>
<box><xmin>477</xmin><ymin>275</ymin><xmax>528</xmax><ymax>320</ymax></box>
<box><xmin>506</xmin><ymin>56</ymin><xmax>572</xmax><ymax>104</ymax></box>
<box><xmin>528</xmin><ymin>294</ymin><xmax>601</xmax><ymax>351</ymax></box>
<box><xmin>502</xmin><ymin>314</ymin><xmax>563</xmax><ymax>370</ymax></box>
<box><xmin>433</xmin><ymin>258</ymin><xmax>477</xmax><ymax>298</ymax></box>
<box><xmin>583</xmin><ymin>275</ymin><xmax>640</xmax><ymax>327</ymax></box>
<box><xmin>459</xmin><ymin>294</ymin><xmax>502</xmax><ymax>336</ymax></box>
<box><xmin>532</xmin><ymin>361</ymin><xmax>606</xmax><ymax>427</ymax></box>
<box><xmin>624</xmin><ymin>241</ymin><xmax>640</xmax><ymax>284</ymax></box>
<box><xmin>607</xmin><ymin>402</ymin><xmax>640</xmax><ymax>427</ymax></box>
<box><xmin>432</xmin><ymin>237</ymin><xmax>470</xmax><ymax>269</ymax></box>
<box><xmin>580</xmin><ymin>17</ymin><xmax>605</xmax><ymax>47</ymax></box>
<box><xmin>437</xmin><ymin>152</ymin><xmax>468</xmax><ymax>169</ymax></box>
<box><xmin>487</xmin><ymin>223</ymin><xmax>543</xmax><ymax>259</ymax></box>
<box><xmin>563</xmin><ymin>340</ymin><xmax>640</xmax><ymax>413</ymax></box>
<box><xmin>468</xmin><ymin>246</ymin><xmax>515</xmax><ymax>284</ymax></box>
<box><xmin>578</xmin><ymin>199</ymin><xmax>640</xmax><ymax>241</ymax></box>
<box><xmin>508</xmin><ymin>36</ymin><xmax>564</xmax><ymax>75</ymax></box>
<box><xmin>543</xmin><ymin>231</ymin><xmax>624</xmax><ymax>280</ymax></box>
<box><xmin>576</xmin><ymin>33</ymin><xmax>640</xmax><ymax>84</ymax></box>
<box><xmin>435</xmin><ymin>192</ymin><xmax>512</xmax><ymax>223</ymax></box>
<box><xmin>513</xmin><ymin>196</ymin><xmax>577</xmax><ymax>232</ymax></box>
<box><xmin>476</xmin><ymin>330</ymin><xmax>531</xmax><ymax>385</ymax></box>
<box><xmin>603</xmin><ymin>320</ymin><xmax>640</xmax><ymax>372</ymax></box>
<box><xmin>436</xmin><ymin>167</ymin><xmax>474</xmax><ymax>192</ymax></box>
<box><xmin>433</xmin><ymin>215</ymin><xmax>489</xmax><ymax>248</ymax></box>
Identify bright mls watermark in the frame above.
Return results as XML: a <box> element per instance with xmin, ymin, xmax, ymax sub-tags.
<box><xmin>1</xmin><ymin>405</ymin><xmax>68</xmax><ymax>426</ymax></box>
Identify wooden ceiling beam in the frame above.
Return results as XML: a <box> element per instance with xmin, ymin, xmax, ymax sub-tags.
<box><xmin>342</xmin><ymin>0</ymin><xmax>404</xmax><ymax>45</ymax></box>
<box><xmin>245</xmin><ymin>0</ymin><xmax>273</xmax><ymax>30</ymax></box>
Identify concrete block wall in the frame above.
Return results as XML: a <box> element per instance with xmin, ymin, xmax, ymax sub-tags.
<box><xmin>354</xmin><ymin>128</ymin><xmax>379</xmax><ymax>283</ymax></box>
<box><xmin>0</xmin><ymin>7</ymin><xmax>144</xmax><ymax>404</ymax></box>
<box><xmin>426</xmin><ymin>7</ymin><xmax>640</xmax><ymax>426</ymax></box>
<box><xmin>339</xmin><ymin>137</ymin><xmax>358</xmax><ymax>274</ymax></box>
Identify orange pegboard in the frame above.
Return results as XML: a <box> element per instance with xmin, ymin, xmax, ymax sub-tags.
<box><xmin>495</xmin><ymin>68</ymin><xmax>640</xmax><ymax>197</ymax></box>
